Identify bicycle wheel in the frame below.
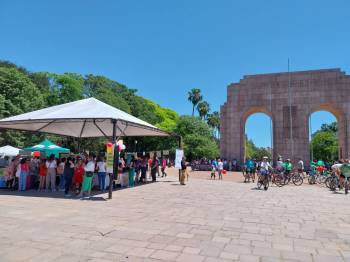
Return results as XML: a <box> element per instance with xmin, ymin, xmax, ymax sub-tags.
<box><xmin>274</xmin><ymin>174</ymin><xmax>284</xmax><ymax>187</ymax></box>
<box><xmin>263</xmin><ymin>176</ymin><xmax>269</xmax><ymax>190</ymax></box>
<box><xmin>292</xmin><ymin>174</ymin><xmax>303</xmax><ymax>186</ymax></box>
<box><xmin>329</xmin><ymin>178</ymin><xmax>338</xmax><ymax>191</ymax></box>
<box><xmin>257</xmin><ymin>175</ymin><xmax>262</xmax><ymax>189</ymax></box>
<box><xmin>308</xmin><ymin>176</ymin><xmax>315</xmax><ymax>185</ymax></box>
<box><xmin>325</xmin><ymin>176</ymin><xmax>332</xmax><ymax>188</ymax></box>
<box><xmin>345</xmin><ymin>180</ymin><xmax>349</xmax><ymax>195</ymax></box>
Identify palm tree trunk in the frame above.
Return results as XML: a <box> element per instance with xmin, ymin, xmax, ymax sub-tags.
<box><xmin>192</xmin><ymin>104</ymin><xmax>195</xmax><ymax>116</ymax></box>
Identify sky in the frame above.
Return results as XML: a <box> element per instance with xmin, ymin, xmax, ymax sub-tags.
<box><xmin>0</xmin><ymin>0</ymin><xmax>349</xmax><ymax>147</ymax></box>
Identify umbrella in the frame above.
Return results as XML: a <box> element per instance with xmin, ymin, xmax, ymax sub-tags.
<box><xmin>0</xmin><ymin>145</ymin><xmax>20</xmax><ymax>157</ymax></box>
<box><xmin>24</xmin><ymin>138</ymin><xmax>70</xmax><ymax>158</ymax></box>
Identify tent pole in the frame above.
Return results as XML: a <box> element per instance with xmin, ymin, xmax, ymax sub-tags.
<box><xmin>178</xmin><ymin>135</ymin><xmax>182</xmax><ymax>182</ymax></box>
<box><xmin>109</xmin><ymin>119</ymin><xmax>117</xmax><ymax>199</ymax></box>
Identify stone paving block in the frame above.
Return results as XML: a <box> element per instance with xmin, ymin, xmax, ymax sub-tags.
<box><xmin>200</xmin><ymin>245</ymin><xmax>223</xmax><ymax>257</ymax></box>
<box><xmin>313</xmin><ymin>254</ymin><xmax>345</xmax><ymax>262</ymax></box>
<box><xmin>126</xmin><ymin>247</ymin><xmax>155</xmax><ymax>258</ymax></box>
<box><xmin>212</xmin><ymin>236</ymin><xmax>231</xmax><ymax>243</ymax></box>
<box><xmin>104</xmin><ymin>244</ymin><xmax>132</xmax><ymax>254</ymax></box>
<box><xmin>238</xmin><ymin>254</ymin><xmax>260</xmax><ymax>262</ymax></box>
<box><xmin>177</xmin><ymin>233</ymin><xmax>194</xmax><ymax>239</ymax></box>
<box><xmin>151</xmin><ymin>250</ymin><xmax>180</xmax><ymax>260</ymax></box>
<box><xmin>219</xmin><ymin>251</ymin><xmax>239</xmax><ymax>260</ymax></box>
<box><xmin>176</xmin><ymin>253</ymin><xmax>206</xmax><ymax>262</ymax></box>
<box><xmin>2</xmin><ymin>247</ymin><xmax>42</xmax><ymax>261</ymax></box>
<box><xmin>224</xmin><ymin>244</ymin><xmax>252</xmax><ymax>255</ymax></box>
<box><xmin>252</xmin><ymin>247</ymin><xmax>281</xmax><ymax>258</ymax></box>
<box><xmin>147</xmin><ymin>242</ymin><xmax>167</xmax><ymax>250</ymax></box>
<box><xmin>281</xmin><ymin>251</ymin><xmax>313</xmax><ymax>262</ymax></box>
<box><xmin>183</xmin><ymin>247</ymin><xmax>201</xmax><ymax>255</ymax></box>
<box><xmin>165</xmin><ymin>244</ymin><xmax>184</xmax><ymax>252</ymax></box>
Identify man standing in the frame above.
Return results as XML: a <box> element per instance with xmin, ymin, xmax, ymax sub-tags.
<box><xmin>297</xmin><ymin>158</ymin><xmax>304</xmax><ymax>175</ymax></box>
<box><xmin>217</xmin><ymin>158</ymin><xmax>224</xmax><ymax>180</ymax></box>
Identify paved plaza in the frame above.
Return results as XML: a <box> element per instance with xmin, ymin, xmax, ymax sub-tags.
<box><xmin>1</xmin><ymin>170</ymin><xmax>350</xmax><ymax>262</ymax></box>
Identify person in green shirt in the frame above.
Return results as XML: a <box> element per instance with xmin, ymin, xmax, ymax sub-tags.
<box><xmin>283</xmin><ymin>159</ymin><xmax>293</xmax><ymax>175</ymax></box>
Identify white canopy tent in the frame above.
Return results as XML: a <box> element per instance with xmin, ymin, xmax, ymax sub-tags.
<box><xmin>0</xmin><ymin>98</ymin><xmax>169</xmax><ymax>138</ymax></box>
<box><xmin>0</xmin><ymin>145</ymin><xmax>20</xmax><ymax>157</ymax></box>
<box><xmin>0</xmin><ymin>98</ymin><xmax>175</xmax><ymax>198</ymax></box>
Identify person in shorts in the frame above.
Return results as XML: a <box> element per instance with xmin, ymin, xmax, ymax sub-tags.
<box><xmin>210</xmin><ymin>165</ymin><xmax>216</xmax><ymax>180</ymax></box>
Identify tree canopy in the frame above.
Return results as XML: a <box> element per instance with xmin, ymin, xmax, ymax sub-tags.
<box><xmin>173</xmin><ymin>116</ymin><xmax>219</xmax><ymax>160</ymax></box>
<box><xmin>311</xmin><ymin>122</ymin><xmax>338</xmax><ymax>161</ymax></box>
<box><xmin>0</xmin><ymin>60</ymin><xmax>220</xmax><ymax>159</ymax></box>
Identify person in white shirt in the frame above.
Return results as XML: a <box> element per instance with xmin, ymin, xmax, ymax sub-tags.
<box><xmin>96</xmin><ymin>157</ymin><xmax>107</xmax><ymax>192</ymax></box>
<box><xmin>259</xmin><ymin>156</ymin><xmax>272</xmax><ymax>190</ymax></box>
<box><xmin>217</xmin><ymin>159</ymin><xmax>224</xmax><ymax>180</ymax></box>
<box><xmin>46</xmin><ymin>154</ymin><xmax>57</xmax><ymax>192</ymax></box>
<box><xmin>297</xmin><ymin>158</ymin><xmax>304</xmax><ymax>173</ymax></box>
<box><xmin>79</xmin><ymin>155</ymin><xmax>96</xmax><ymax>198</ymax></box>
<box><xmin>276</xmin><ymin>157</ymin><xmax>283</xmax><ymax>172</ymax></box>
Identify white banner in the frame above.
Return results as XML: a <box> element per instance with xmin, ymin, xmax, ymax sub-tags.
<box><xmin>175</xmin><ymin>149</ymin><xmax>184</xmax><ymax>169</ymax></box>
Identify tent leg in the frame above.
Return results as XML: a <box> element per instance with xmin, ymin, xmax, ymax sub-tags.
<box><xmin>109</xmin><ymin>120</ymin><xmax>117</xmax><ymax>199</ymax></box>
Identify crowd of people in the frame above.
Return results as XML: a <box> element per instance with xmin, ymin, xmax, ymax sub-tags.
<box><xmin>2</xmin><ymin>153</ymin><xmax>170</xmax><ymax>198</ymax></box>
<box><xmin>191</xmin><ymin>158</ymin><xmax>240</xmax><ymax>171</ymax></box>
<box><xmin>242</xmin><ymin>155</ymin><xmax>350</xmax><ymax>190</ymax></box>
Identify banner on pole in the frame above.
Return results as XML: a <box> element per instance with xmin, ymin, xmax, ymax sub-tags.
<box><xmin>106</xmin><ymin>143</ymin><xmax>114</xmax><ymax>173</ymax></box>
<box><xmin>175</xmin><ymin>149</ymin><xmax>184</xmax><ymax>169</ymax></box>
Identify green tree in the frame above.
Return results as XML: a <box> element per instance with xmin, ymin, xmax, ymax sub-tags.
<box><xmin>187</xmin><ymin>88</ymin><xmax>202</xmax><ymax>116</ymax></box>
<box><xmin>197</xmin><ymin>101</ymin><xmax>210</xmax><ymax>120</ymax></box>
<box><xmin>207</xmin><ymin>111</ymin><xmax>220</xmax><ymax>138</ymax></box>
<box><xmin>83</xmin><ymin>75</ymin><xmax>132</xmax><ymax>113</ymax></box>
<box><xmin>0</xmin><ymin>67</ymin><xmax>45</xmax><ymax>146</ymax></box>
<box><xmin>49</xmin><ymin>73</ymin><xmax>84</xmax><ymax>104</ymax></box>
<box><xmin>245</xmin><ymin>135</ymin><xmax>272</xmax><ymax>160</ymax></box>
<box><xmin>174</xmin><ymin>116</ymin><xmax>219</xmax><ymax>160</ymax></box>
<box><xmin>311</xmin><ymin>131</ymin><xmax>338</xmax><ymax>161</ymax></box>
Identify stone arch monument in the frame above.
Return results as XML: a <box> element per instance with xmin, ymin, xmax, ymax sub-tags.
<box><xmin>220</xmin><ymin>68</ymin><xmax>350</xmax><ymax>165</ymax></box>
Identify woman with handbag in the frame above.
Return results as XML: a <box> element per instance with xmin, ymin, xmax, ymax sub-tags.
<box><xmin>79</xmin><ymin>155</ymin><xmax>95</xmax><ymax>198</ymax></box>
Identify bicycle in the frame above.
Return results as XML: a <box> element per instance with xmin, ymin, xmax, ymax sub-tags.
<box><xmin>329</xmin><ymin>173</ymin><xmax>349</xmax><ymax>194</ymax></box>
<box><xmin>257</xmin><ymin>170</ymin><xmax>270</xmax><ymax>190</ymax></box>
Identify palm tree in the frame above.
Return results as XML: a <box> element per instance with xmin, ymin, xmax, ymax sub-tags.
<box><xmin>187</xmin><ymin>88</ymin><xmax>202</xmax><ymax>116</ymax></box>
<box><xmin>207</xmin><ymin>111</ymin><xmax>220</xmax><ymax>138</ymax></box>
<box><xmin>197</xmin><ymin>101</ymin><xmax>210</xmax><ymax>120</ymax></box>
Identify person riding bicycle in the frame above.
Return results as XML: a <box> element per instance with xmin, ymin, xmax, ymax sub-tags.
<box><xmin>259</xmin><ymin>156</ymin><xmax>272</xmax><ymax>190</ymax></box>
<box><xmin>283</xmin><ymin>159</ymin><xmax>293</xmax><ymax>175</ymax></box>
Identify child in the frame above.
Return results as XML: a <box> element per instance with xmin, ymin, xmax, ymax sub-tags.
<box><xmin>210</xmin><ymin>166</ymin><xmax>216</xmax><ymax>180</ymax></box>
<box><xmin>38</xmin><ymin>159</ymin><xmax>47</xmax><ymax>191</ymax></box>
<box><xmin>74</xmin><ymin>159</ymin><xmax>84</xmax><ymax>195</ymax></box>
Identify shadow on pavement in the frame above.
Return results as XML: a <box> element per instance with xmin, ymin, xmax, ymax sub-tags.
<box><xmin>0</xmin><ymin>180</ymin><xmax>164</xmax><ymax>200</ymax></box>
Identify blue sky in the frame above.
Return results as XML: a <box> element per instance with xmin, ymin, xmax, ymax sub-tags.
<box><xmin>0</xmin><ymin>0</ymin><xmax>349</xmax><ymax>147</ymax></box>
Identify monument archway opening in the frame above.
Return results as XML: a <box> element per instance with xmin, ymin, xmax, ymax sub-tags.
<box><xmin>309</xmin><ymin>110</ymin><xmax>340</xmax><ymax>162</ymax></box>
<box><xmin>244</xmin><ymin>112</ymin><xmax>273</xmax><ymax>162</ymax></box>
